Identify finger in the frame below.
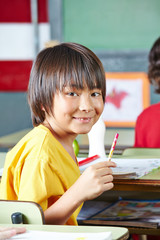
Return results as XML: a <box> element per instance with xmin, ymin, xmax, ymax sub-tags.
<box><xmin>14</xmin><ymin>227</ymin><xmax>26</xmax><ymax>234</ymax></box>
<box><xmin>92</xmin><ymin>174</ymin><xmax>114</xmax><ymax>191</ymax></box>
<box><xmin>106</xmin><ymin>161</ymin><xmax>117</xmax><ymax>167</ymax></box>
<box><xmin>104</xmin><ymin>174</ymin><xmax>114</xmax><ymax>183</ymax></box>
<box><xmin>104</xmin><ymin>181</ymin><xmax>114</xmax><ymax>191</ymax></box>
<box><xmin>0</xmin><ymin>229</ymin><xmax>17</xmax><ymax>240</ymax></box>
<box><xmin>95</xmin><ymin>181</ymin><xmax>114</xmax><ymax>196</ymax></box>
<box><xmin>0</xmin><ymin>227</ymin><xmax>9</xmax><ymax>231</ymax></box>
<box><xmin>93</xmin><ymin>161</ymin><xmax>117</xmax><ymax>169</ymax></box>
<box><xmin>0</xmin><ymin>227</ymin><xmax>15</xmax><ymax>232</ymax></box>
<box><xmin>96</xmin><ymin>167</ymin><xmax>114</xmax><ymax>177</ymax></box>
<box><xmin>0</xmin><ymin>227</ymin><xmax>26</xmax><ymax>234</ymax></box>
<box><xmin>98</xmin><ymin>173</ymin><xmax>114</xmax><ymax>184</ymax></box>
<box><xmin>0</xmin><ymin>227</ymin><xmax>26</xmax><ymax>240</ymax></box>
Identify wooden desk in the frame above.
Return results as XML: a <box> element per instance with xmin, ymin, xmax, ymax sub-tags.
<box><xmin>113</xmin><ymin>179</ymin><xmax>160</xmax><ymax>192</ymax></box>
<box><xmin>0</xmin><ymin>224</ymin><xmax>129</xmax><ymax>240</ymax></box>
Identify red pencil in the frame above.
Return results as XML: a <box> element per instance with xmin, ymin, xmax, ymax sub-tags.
<box><xmin>78</xmin><ymin>155</ymin><xmax>100</xmax><ymax>166</ymax></box>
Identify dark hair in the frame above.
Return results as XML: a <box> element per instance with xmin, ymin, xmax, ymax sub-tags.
<box><xmin>148</xmin><ymin>37</ymin><xmax>160</xmax><ymax>93</ymax></box>
<box><xmin>28</xmin><ymin>42</ymin><xmax>106</xmax><ymax>126</ymax></box>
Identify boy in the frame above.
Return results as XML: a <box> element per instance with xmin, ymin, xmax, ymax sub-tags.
<box><xmin>0</xmin><ymin>43</ymin><xmax>116</xmax><ymax>225</ymax></box>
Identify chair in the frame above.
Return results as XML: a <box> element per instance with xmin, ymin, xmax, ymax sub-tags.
<box><xmin>0</xmin><ymin>200</ymin><xmax>45</xmax><ymax>224</ymax></box>
<box><xmin>122</xmin><ymin>147</ymin><xmax>160</xmax><ymax>157</ymax></box>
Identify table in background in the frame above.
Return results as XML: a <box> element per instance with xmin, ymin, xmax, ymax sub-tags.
<box><xmin>0</xmin><ymin>129</ymin><xmax>31</xmax><ymax>150</ymax></box>
<box><xmin>0</xmin><ymin>128</ymin><xmax>134</xmax><ymax>154</ymax></box>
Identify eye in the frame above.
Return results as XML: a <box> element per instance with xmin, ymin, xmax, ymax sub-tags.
<box><xmin>67</xmin><ymin>92</ymin><xmax>78</xmax><ymax>96</ymax></box>
<box><xmin>91</xmin><ymin>91</ymin><xmax>101</xmax><ymax>97</ymax></box>
<box><xmin>63</xmin><ymin>86</ymin><xmax>79</xmax><ymax>96</ymax></box>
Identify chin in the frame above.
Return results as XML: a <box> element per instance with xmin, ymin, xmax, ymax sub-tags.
<box><xmin>78</xmin><ymin>131</ymin><xmax>89</xmax><ymax>134</ymax></box>
<box><xmin>73</xmin><ymin>123</ymin><xmax>95</xmax><ymax>135</ymax></box>
<box><xmin>77</xmin><ymin>128</ymin><xmax>93</xmax><ymax>135</ymax></box>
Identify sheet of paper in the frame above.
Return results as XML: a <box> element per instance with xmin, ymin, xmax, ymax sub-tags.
<box><xmin>78</xmin><ymin>157</ymin><xmax>160</xmax><ymax>179</ymax></box>
<box><xmin>10</xmin><ymin>230</ymin><xmax>112</xmax><ymax>240</ymax></box>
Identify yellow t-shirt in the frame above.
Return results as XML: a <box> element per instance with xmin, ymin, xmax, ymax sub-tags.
<box><xmin>0</xmin><ymin>125</ymin><xmax>81</xmax><ymax>225</ymax></box>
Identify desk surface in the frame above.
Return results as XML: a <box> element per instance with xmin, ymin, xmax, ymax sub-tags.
<box><xmin>0</xmin><ymin>224</ymin><xmax>129</xmax><ymax>240</ymax></box>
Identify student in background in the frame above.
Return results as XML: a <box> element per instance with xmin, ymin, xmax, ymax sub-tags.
<box><xmin>134</xmin><ymin>37</ymin><xmax>160</xmax><ymax>148</ymax></box>
<box><xmin>133</xmin><ymin>37</ymin><xmax>160</xmax><ymax>240</ymax></box>
<box><xmin>0</xmin><ymin>227</ymin><xmax>26</xmax><ymax>240</ymax></box>
<box><xmin>0</xmin><ymin>43</ymin><xmax>116</xmax><ymax>225</ymax></box>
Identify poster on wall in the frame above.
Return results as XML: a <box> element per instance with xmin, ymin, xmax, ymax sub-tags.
<box><xmin>102</xmin><ymin>72</ymin><xmax>150</xmax><ymax>127</ymax></box>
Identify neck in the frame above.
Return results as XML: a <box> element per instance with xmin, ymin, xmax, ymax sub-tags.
<box><xmin>42</xmin><ymin>121</ymin><xmax>77</xmax><ymax>163</ymax></box>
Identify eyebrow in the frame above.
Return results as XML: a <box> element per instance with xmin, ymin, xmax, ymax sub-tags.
<box><xmin>63</xmin><ymin>84</ymin><xmax>78</xmax><ymax>89</ymax></box>
<box><xmin>63</xmin><ymin>81</ymin><xmax>101</xmax><ymax>90</ymax></box>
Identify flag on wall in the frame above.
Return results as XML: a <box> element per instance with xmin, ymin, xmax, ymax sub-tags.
<box><xmin>0</xmin><ymin>0</ymin><xmax>50</xmax><ymax>91</ymax></box>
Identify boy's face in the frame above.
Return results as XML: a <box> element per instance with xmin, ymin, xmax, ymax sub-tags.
<box><xmin>44</xmin><ymin>84</ymin><xmax>104</xmax><ymax>137</ymax></box>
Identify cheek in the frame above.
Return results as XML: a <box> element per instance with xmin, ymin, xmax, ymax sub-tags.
<box><xmin>54</xmin><ymin>96</ymin><xmax>76</xmax><ymax>114</ymax></box>
<box><xmin>95</xmin><ymin>100</ymin><xmax>104</xmax><ymax>115</ymax></box>
<box><xmin>61</xmin><ymin>100</ymin><xmax>77</xmax><ymax>114</ymax></box>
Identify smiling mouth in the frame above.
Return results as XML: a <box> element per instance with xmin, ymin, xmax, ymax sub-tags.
<box><xmin>73</xmin><ymin>117</ymin><xmax>92</xmax><ymax>122</ymax></box>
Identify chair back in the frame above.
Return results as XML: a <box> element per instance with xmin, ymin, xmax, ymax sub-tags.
<box><xmin>0</xmin><ymin>200</ymin><xmax>45</xmax><ymax>224</ymax></box>
<box><xmin>122</xmin><ymin>148</ymin><xmax>160</xmax><ymax>157</ymax></box>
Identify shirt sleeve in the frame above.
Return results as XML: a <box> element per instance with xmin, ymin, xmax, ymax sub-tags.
<box><xmin>15</xmin><ymin>157</ymin><xmax>64</xmax><ymax>211</ymax></box>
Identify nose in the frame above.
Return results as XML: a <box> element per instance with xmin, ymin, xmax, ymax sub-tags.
<box><xmin>79</xmin><ymin>94</ymin><xmax>93</xmax><ymax>112</ymax></box>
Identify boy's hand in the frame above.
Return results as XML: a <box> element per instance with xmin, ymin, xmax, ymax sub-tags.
<box><xmin>76</xmin><ymin>161</ymin><xmax>116</xmax><ymax>202</ymax></box>
<box><xmin>0</xmin><ymin>227</ymin><xmax>26</xmax><ymax>240</ymax></box>
<box><xmin>44</xmin><ymin>161</ymin><xmax>116</xmax><ymax>225</ymax></box>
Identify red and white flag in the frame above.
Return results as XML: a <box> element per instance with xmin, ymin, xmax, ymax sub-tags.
<box><xmin>0</xmin><ymin>0</ymin><xmax>50</xmax><ymax>91</ymax></box>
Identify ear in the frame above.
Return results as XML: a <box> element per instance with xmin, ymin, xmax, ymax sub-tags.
<box><xmin>41</xmin><ymin>104</ymin><xmax>45</xmax><ymax>111</ymax></box>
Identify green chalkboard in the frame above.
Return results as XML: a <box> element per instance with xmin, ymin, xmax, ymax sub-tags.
<box><xmin>63</xmin><ymin>0</ymin><xmax>160</xmax><ymax>50</ymax></box>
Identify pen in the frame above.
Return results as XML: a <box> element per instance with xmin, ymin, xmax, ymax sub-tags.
<box><xmin>108</xmin><ymin>133</ymin><xmax>119</xmax><ymax>161</ymax></box>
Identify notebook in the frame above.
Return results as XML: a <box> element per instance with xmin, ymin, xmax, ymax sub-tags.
<box><xmin>78</xmin><ymin>155</ymin><xmax>160</xmax><ymax>179</ymax></box>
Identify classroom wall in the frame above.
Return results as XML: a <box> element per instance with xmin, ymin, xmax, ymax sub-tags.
<box><xmin>63</xmin><ymin>0</ymin><xmax>160</xmax><ymax>50</ymax></box>
<box><xmin>0</xmin><ymin>0</ymin><xmax>160</xmax><ymax>137</ymax></box>
<box><xmin>62</xmin><ymin>0</ymin><xmax>160</xmax><ymax>107</ymax></box>
<box><xmin>0</xmin><ymin>0</ymin><xmax>49</xmax><ymax>136</ymax></box>
<box><xmin>0</xmin><ymin>93</ymin><xmax>32</xmax><ymax>136</ymax></box>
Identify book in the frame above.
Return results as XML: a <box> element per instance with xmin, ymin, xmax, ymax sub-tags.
<box><xmin>85</xmin><ymin>199</ymin><xmax>160</xmax><ymax>229</ymax></box>
<box><xmin>78</xmin><ymin>156</ymin><xmax>160</xmax><ymax>179</ymax></box>
<box><xmin>77</xmin><ymin>200</ymin><xmax>112</xmax><ymax>220</ymax></box>
<box><xmin>82</xmin><ymin>219</ymin><xmax>159</xmax><ymax>229</ymax></box>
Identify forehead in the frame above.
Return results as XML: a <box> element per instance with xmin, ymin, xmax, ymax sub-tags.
<box><xmin>62</xmin><ymin>84</ymin><xmax>99</xmax><ymax>93</ymax></box>
<box><xmin>60</xmin><ymin>76</ymin><xmax>101</xmax><ymax>91</ymax></box>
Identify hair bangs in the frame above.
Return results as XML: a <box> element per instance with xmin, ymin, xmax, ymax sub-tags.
<box><xmin>55</xmin><ymin>49</ymin><xmax>105</xmax><ymax>100</ymax></box>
